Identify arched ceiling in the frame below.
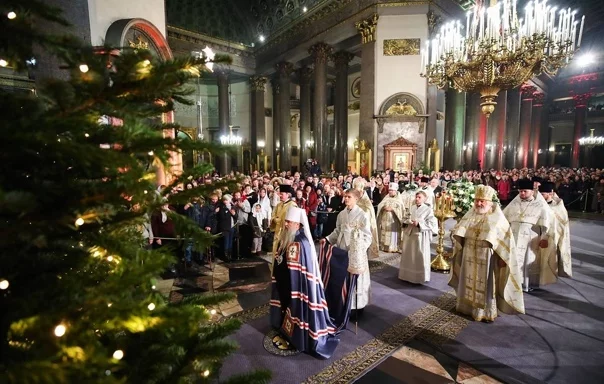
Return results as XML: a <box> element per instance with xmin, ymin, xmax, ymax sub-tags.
<box><xmin>166</xmin><ymin>0</ymin><xmax>330</xmax><ymax>47</ymax></box>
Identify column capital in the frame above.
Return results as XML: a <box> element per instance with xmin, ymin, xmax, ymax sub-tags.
<box><xmin>309</xmin><ymin>43</ymin><xmax>333</xmax><ymax>63</ymax></box>
<box><xmin>249</xmin><ymin>75</ymin><xmax>267</xmax><ymax>91</ymax></box>
<box><xmin>297</xmin><ymin>66</ymin><xmax>313</xmax><ymax>84</ymax></box>
<box><xmin>331</xmin><ymin>51</ymin><xmax>354</xmax><ymax>71</ymax></box>
<box><xmin>573</xmin><ymin>92</ymin><xmax>592</xmax><ymax>107</ymax></box>
<box><xmin>355</xmin><ymin>14</ymin><xmax>379</xmax><ymax>44</ymax></box>
<box><xmin>520</xmin><ymin>84</ymin><xmax>537</xmax><ymax>99</ymax></box>
<box><xmin>215</xmin><ymin>66</ymin><xmax>230</xmax><ymax>80</ymax></box>
<box><xmin>275</xmin><ymin>61</ymin><xmax>295</xmax><ymax>77</ymax></box>
<box><xmin>532</xmin><ymin>92</ymin><xmax>545</xmax><ymax>107</ymax></box>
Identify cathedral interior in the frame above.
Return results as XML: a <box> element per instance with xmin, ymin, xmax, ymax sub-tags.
<box><xmin>2</xmin><ymin>0</ymin><xmax>604</xmax><ymax>383</ymax></box>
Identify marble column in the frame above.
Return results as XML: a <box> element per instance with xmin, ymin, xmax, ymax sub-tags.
<box><xmin>530</xmin><ymin>92</ymin><xmax>545</xmax><ymax>169</ymax></box>
<box><xmin>505</xmin><ymin>89</ymin><xmax>521</xmax><ymax>169</ymax></box>
<box><xmin>333</xmin><ymin>51</ymin><xmax>354</xmax><ymax>173</ymax></box>
<box><xmin>494</xmin><ymin>91</ymin><xmax>507</xmax><ymax>170</ymax></box>
<box><xmin>355</xmin><ymin>14</ymin><xmax>379</xmax><ymax>163</ymax></box>
<box><xmin>426</xmin><ymin>85</ymin><xmax>438</xmax><ymax>153</ymax></box>
<box><xmin>249</xmin><ymin>76</ymin><xmax>267</xmax><ymax>163</ymax></box>
<box><xmin>519</xmin><ymin>84</ymin><xmax>536</xmax><ymax>168</ymax></box>
<box><xmin>298</xmin><ymin>67</ymin><xmax>313</xmax><ymax>165</ymax></box>
<box><xmin>271</xmin><ymin>77</ymin><xmax>280</xmax><ymax>171</ymax></box>
<box><xmin>571</xmin><ymin>93</ymin><xmax>590</xmax><ymax>168</ymax></box>
<box><xmin>443</xmin><ymin>89</ymin><xmax>466</xmax><ymax>170</ymax></box>
<box><xmin>309</xmin><ymin>42</ymin><xmax>333</xmax><ymax>170</ymax></box>
<box><xmin>276</xmin><ymin>62</ymin><xmax>294</xmax><ymax>172</ymax></box>
<box><xmin>217</xmin><ymin>69</ymin><xmax>230</xmax><ymax>175</ymax></box>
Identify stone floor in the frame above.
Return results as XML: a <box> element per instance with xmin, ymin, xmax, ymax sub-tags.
<box><xmin>158</xmin><ymin>237</ymin><xmax>504</xmax><ymax>383</ymax></box>
<box><xmin>157</xmin><ymin>215</ymin><xmax>604</xmax><ymax>383</ymax></box>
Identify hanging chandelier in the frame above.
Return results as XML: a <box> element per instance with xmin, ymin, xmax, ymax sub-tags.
<box><xmin>220</xmin><ymin>126</ymin><xmax>242</xmax><ymax>146</ymax></box>
<box><xmin>579</xmin><ymin>129</ymin><xmax>604</xmax><ymax>146</ymax></box>
<box><xmin>421</xmin><ymin>0</ymin><xmax>585</xmax><ymax>118</ymax></box>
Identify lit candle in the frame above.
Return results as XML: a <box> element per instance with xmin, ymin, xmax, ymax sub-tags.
<box><xmin>577</xmin><ymin>15</ymin><xmax>584</xmax><ymax>47</ymax></box>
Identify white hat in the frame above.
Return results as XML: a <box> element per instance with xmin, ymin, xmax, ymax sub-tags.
<box><xmin>285</xmin><ymin>207</ymin><xmax>306</xmax><ymax>224</ymax></box>
<box><xmin>389</xmin><ymin>182</ymin><xmax>398</xmax><ymax>191</ymax></box>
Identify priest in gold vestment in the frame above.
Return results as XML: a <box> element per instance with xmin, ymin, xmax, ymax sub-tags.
<box><xmin>352</xmin><ymin>177</ymin><xmax>379</xmax><ymax>260</ymax></box>
<box><xmin>503</xmin><ymin>179</ymin><xmax>552</xmax><ymax>292</ymax></box>
<box><xmin>376</xmin><ymin>183</ymin><xmax>404</xmax><ymax>252</ymax></box>
<box><xmin>449</xmin><ymin>185</ymin><xmax>525</xmax><ymax>322</ymax></box>
<box><xmin>539</xmin><ymin>182</ymin><xmax>572</xmax><ymax>282</ymax></box>
<box><xmin>271</xmin><ymin>184</ymin><xmax>298</xmax><ymax>264</ymax></box>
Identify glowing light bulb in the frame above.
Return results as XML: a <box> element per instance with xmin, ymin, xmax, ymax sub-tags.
<box><xmin>79</xmin><ymin>64</ymin><xmax>89</xmax><ymax>73</ymax></box>
<box><xmin>151</xmin><ymin>285</ymin><xmax>156</xmax><ymax>290</ymax></box>
<box><xmin>143</xmin><ymin>59</ymin><xmax>150</xmax><ymax>66</ymax></box>
<box><xmin>75</xmin><ymin>218</ymin><xmax>84</xmax><ymax>227</ymax></box>
<box><xmin>147</xmin><ymin>303</ymin><xmax>155</xmax><ymax>311</ymax></box>
<box><xmin>210</xmin><ymin>309</ymin><xmax>217</xmax><ymax>315</ymax></box>
<box><xmin>0</xmin><ymin>279</ymin><xmax>9</xmax><ymax>290</ymax></box>
<box><xmin>0</xmin><ymin>59</ymin><xmax>7</xmax><ymax>67</ymax></box>
<box><xmin>106</xmin><ymin>256</ymin><xmax>114</xmax><ymax>262</ymax></box>
<box><xmin>148</xmin><ymin>151</ymin><xmax>154</xmax><ymax>156</ymax></box>
<box><xmin>203</xmin><ymin>370</ymin><xmax>210</xmax><ymax>377</ymax></box>
<box><xmin>84</xmin><ymin>133</ymin><xmax>89</xmax><ymax>137</ymax></box>
<box><xmin>112</xmin><ymin>350</ymin><xmax>124</xmax><ymax>360</ymax></box>
<box><xmin>107</xmin><ymin>303</ymin><xmax>112</xmax><ymax>307</ymax></box>
<box><xmin>54</xmin><ymin>324</ymin><xmax>66</xmax><ymax>337</ymax></box>
<box><xmin>7</xmin><ymin>12</ymin><xmax>17</xmax><ymax>19</ymax></box>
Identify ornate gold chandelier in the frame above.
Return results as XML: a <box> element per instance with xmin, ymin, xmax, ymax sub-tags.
<box><xmin>421</xmin><ymin>0</ymin><xmax>585</xmax><ymax>118</ymax></box>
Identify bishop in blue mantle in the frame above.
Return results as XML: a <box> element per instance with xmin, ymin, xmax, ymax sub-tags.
<box><xmin>269</xmin><ymin>207</ymin><xmax>339</xmax><ymax>359</ymax></box>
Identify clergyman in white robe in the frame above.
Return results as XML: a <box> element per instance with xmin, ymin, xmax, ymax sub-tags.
<box><xmin>398</xmin><ymin>191</ymin><xmax>438</xmax><ymax>284</ymax></box>
<box><xmin>539</xmin><ymin>184</ymin><xmax>572</xmax><ymax>284</ymax></box>
<box><xmin>503</xmin><ymin>181</ymin><xmax>552</xmax><ymax>291</ymax></box>
<box><xmin>325</xmin><ymin>204</ymin><xmax>372</xmax><ymax>309</ymax></box>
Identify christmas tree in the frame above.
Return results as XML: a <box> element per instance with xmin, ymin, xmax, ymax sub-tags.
<box><xmin>0</xmin><ymin>1</ymin><xmax>270</xmax><ymax>383</ymax></box>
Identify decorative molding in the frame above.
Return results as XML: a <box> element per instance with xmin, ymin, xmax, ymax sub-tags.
<box><xmin>351</xmin><ymin>77</ymin><xmax>361</xmax><ymax>99</ymax></box>
<box><xmin>383</xmin><ymin>39</ymin><xmax>420</xmax><ymax>56</ymax></box>
<box><xmin>270</xmin><ymin>77</ymin><xmax>280</xmax><ymax>94</ymax></box>
<box><xmin>355</xmin><ymin>14</ymin><xmax>379</xmax><ymax>44</ymax></box>
<box><xmin>166</xmin><ymin>26</ymin><xmax>253</xmax><ymax>56</ymax></box>
<box><xmin>249</xmin><ymin>76</ymin><xmax>267</xmax><ymax>91</ymax></box>
<box><xmin>567</xmin><ymin>73</ymin><xmax>598</xmax><ymax>85</ymax></box>
<box><xmin>375</xmin><ymin>92</ymin><xmax>428</xmax><ymax>133</ymax></box>
<box><xmin>427</xmin><ymin>10</ymin><xmax>442</xmax><ymax>36</ymax></box>
<box><xmin>309</xmin><ymin>42</ymin><xmax>333</xmax><ymax>63</ymax></box>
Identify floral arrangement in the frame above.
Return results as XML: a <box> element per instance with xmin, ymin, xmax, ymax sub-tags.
<box><xmin>447</xmin><ymin>180</ymin><xmax>500</xmax><ymax>217</ymax></box>
<box><xmin>402</xmin><ymin>181</ymin><xmax>420</xmax><ymax>191</ymax></box>
<box><xmin>448</xmin><ymin>180</ymin><xmax>476</xmax><ymax>217</ymax></box>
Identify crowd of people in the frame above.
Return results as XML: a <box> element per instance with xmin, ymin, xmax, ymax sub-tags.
<box><xmin>145</xmin><ymin>162</ymin><xmax>600</xmax><ymax>357</ymax></box>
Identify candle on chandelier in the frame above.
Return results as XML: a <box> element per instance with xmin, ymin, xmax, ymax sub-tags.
<box><xmin>577</xmin><ymin>15</ymin><xmax>584</xmax><ymax>47</ymax></box>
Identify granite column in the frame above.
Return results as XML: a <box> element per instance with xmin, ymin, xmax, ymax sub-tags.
<box><xmin>309</xmin><ymin>43</ymin><xmax>332</xmax><ymax>170</ymax></box>
<box><xmin>217</xmin><ymin>69</ymin><xmax>231</xmax><ymax>175</ymax></box>
<box><xmin>276</xmin><ymin>62</ymin><xmax>294</xmax><ymax>172</ymax></box>
<box><xmin>443</xmin><ymin>89</ymin><xmax>466</xmax><ymax>170</ymax></box>
<box><xmin>249</xmin><ymin>76</ymin><xmax>267</xmax><ymax>163</ymax></box>
<box><xmin>333</xmin><ymin>51</ymin><xmax>354</xmax><ymax>173</ymax></box>
<box><xmin>572</xmin><ymin>93</ymin><xmax>590</xmax><ymax>168</ymax></box>
<box><xmin>298</xmin><ymin>67</ymin><xmax>313</xmax><ymax>165</ymax></box>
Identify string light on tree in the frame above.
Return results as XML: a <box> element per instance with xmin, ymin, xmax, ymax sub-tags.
<box><xmin>79</xmin><ymin>64</ymin><xmax>89</xmax><ymax>73</ymax></box>
<box><xmin>203</xmin><ymin>370</ymin><xmax>210</xmax><ymax>377</ymax></box>
<box><xmin>147</xmin><ymin>303</ymin><xmax>155</xmax><ymax>311</ymax></box>
<box><xmin>0</xmin><ymin>279</ymin><xmax>9</xmax><ymax>290</ymax></box>
<box><xmin>54</xmin><ymin>324</ymin><xmax>66</xmax><ymax>337</ymax></box>
<box><xmin>0</xmin><ymin>59</ymin><xmax>8</xmax><ymax>67</ymax></box>
<box><xmin>75</xmin><ymin>217</ymin><xmax>85</xmax><ymax>227</ymax></box>
<box><xmin>112</xmin><ymin>350</ymin><xmax>124</xmax><ymax>360</ymax></box>
<box><xmin>7</xmin><ymin>11</ymin><xmax>17</xmax><ymax>19</ymax></box>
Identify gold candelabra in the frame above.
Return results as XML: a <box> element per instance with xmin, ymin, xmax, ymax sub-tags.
<box><xmin>431</xmin><ymin>192</ymin><xmax>456</xmax><ymax>273</ymax></box>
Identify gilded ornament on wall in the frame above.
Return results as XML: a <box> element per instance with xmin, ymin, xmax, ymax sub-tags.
<box><xmin>383</xmin><ymin>39</ymin><xmax>420</xmax><ymax>56</ymax></box>
<box><xmin>386</xmin><ymin>99</ymin><xmax>418</xmax><ymax>116</ymax></box>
